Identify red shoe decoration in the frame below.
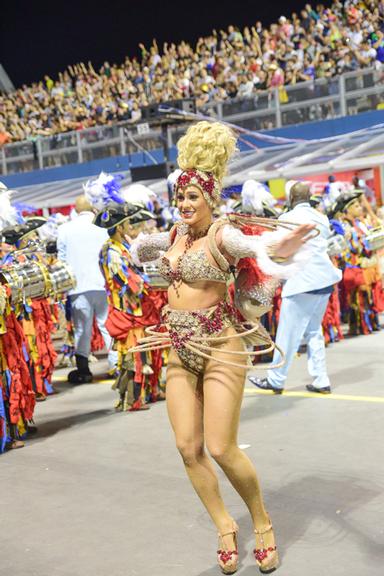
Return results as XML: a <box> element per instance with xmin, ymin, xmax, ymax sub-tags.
<box><xmin>253</xmin><ymin>521</ymin><xmax>279</xmax><ymax>573</ymax></box>
<box><xmin>217</xmin><ymin>521</ymin><xmax>239</xmax><ymax>574</ymax></box>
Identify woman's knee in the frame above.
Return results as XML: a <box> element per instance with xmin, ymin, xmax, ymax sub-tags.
<box><xmin>175</xmin><ymin>438</ymin><xmax>204</xmax><ymax>465</ymax></box>
<box><xmin>206</xmin><ymin>441</ymin><xmax>237</xmax><ymax>464</ymax></box>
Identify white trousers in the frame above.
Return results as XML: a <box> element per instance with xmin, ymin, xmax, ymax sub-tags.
<box><xmin>267</xmin><ymin>292</ymin><xmax>331</xmax><ymax>390</ymax></box>
<box><xmin>70</xmin><ymin>290</ymin><xmax>117</xmax><ymax>369</ymax></box>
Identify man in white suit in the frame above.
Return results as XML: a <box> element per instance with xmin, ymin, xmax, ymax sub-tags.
<box><xmin>57</xmin><ymin>195</ymin><xmax>116</xmax><ymax>384</ymax></box>
<box><xmin>250</xmin><ymin>182</ymin><xmax>342</xmax><ymax>394</ymax></box>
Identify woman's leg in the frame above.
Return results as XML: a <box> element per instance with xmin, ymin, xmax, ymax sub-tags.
<box><xmin>203</xmin><ymin>330</ymin><xmax>272</xmax><ymax>536</ymax></box>
<box><xmin>166</xmin><ymin>349</ymin><xmax>233</xmax><ymax>532</ymax></box>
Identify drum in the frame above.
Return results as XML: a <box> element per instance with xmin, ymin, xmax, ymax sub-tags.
<box><xmin>327</xmin><ymin>234</ymin><xmax>348</xmax><ymax>257</ymax></box>
<box><xmin>0</xmin><ymin>260</ymin><xmax>76</xmax><ymax>304</ymax></box>
<box><xmin>0</xmin><ymin>260</ymin><xmax>47</xmax><ymax>303</ymax></box>
<box><xmin>48</xmin><ymin>261</ymin><xmax>76</xmax><ymax>296</ymax></box>
<box><xmin>365</xmin><ymin>227</ymin><xmax>384</xmax><ymax>252</ymax></box>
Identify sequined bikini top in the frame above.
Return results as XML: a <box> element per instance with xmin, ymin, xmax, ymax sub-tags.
<box><xmin>159</xmin><ymin>248</ymin><xmax>230</xmax><ymax>285</ymax></box>
<box><xmin>159</xmin><ymin>220</ymin><xmax>233</xmax><ymax>285</ymax></box>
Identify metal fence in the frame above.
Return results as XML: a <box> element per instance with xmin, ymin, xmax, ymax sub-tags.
<box><xmin>2</xmin><ymin>66</ymin><xmax>384</xmax><ymax>176</ymax></box>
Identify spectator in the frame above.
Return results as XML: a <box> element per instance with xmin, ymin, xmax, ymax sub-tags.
<box><xmin>2</xmin><ymin>0</ymin><xmax>384</xmax><ymax>143</ymax></box>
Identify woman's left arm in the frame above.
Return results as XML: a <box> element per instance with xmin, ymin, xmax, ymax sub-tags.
<box><xmin>220</xmin><ymin>223</ymin><xmax>314</xmax><ymax>279</ymax></box>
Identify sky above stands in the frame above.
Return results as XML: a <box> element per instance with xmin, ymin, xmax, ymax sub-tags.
<box><xmin>1</xmin><ymin>0</ymin><xmax>309</xmax><ymax>87</ymax></box>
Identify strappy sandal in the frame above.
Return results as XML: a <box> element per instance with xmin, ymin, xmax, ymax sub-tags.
<box><xmin>217</xmin><ymin>521</ymin><xmax>239</xmax><ymax>574</ymax></box>
<box><xmin>253</xmin><ymin>520</ymin><xmax>279</xmax><ymax>573</ymax></box>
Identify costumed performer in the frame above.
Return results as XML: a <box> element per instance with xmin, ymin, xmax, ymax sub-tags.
<box><xmin>2</xmin><ymin>216</ymin><xmax>60</xmax><ymax>400</ymax></box>
<box><xmin>129</xmin><ymin>121</ymin><xmax>315</xmax><ymax>574</ymax></box>
<box><xmin>96</xmin><ymin>201</ymin><xmax>163</xmax><ymax>411</ymax></box>
<box><xmin>335</xmin><ymin>192</ymin><xmax>381</xmax><ymax>335</ymax></box>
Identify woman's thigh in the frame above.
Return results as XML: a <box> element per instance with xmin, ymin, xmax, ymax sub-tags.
<box><xmin>166</xmin><ymin>348</ymin><xmax>204</xmax><ymax>452</ymax></box>
<box><xmin>203</xmin><ymin>329</ymin><xmax>248</xmax><ymax>453</ymax></box>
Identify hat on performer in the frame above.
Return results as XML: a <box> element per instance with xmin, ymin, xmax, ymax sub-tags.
<box><xmin>120</xmin><ymin>183</ymin><xmax>156</xmax><ymax>211</ymax></box>
<box><xmin>93</xmin><ymin>202</ymin><xmax>154</xmax><ymax>230</ymax></box>
<box><xmin>309</xmin><ymin>194</ymin><xmax>322</xmax><ymax>208</ymax></box>
<box><xmin>1</xmin><ymin>216</ymin><xmax>47</xmax><ymax>245</ymax></box>
<box><xmin>332</xmin><ymin>190</ymin><xmax>363</xmax><ymax>216</ymax></box>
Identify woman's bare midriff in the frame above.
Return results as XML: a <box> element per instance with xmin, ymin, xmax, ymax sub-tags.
<box><xmin>167</xmin><ymin>282</ymin><xmax>227</xmax><ymax>310</ymax></box>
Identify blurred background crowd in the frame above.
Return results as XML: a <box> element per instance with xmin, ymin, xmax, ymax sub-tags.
<box><xmin>1</xmin><ymin>0</ymin><xmax>384</xmax><ymax>144</ymax></box>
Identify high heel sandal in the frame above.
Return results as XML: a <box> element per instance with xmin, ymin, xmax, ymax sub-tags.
<box><xmin>253</xmin><ymin>521</ymin><xmax>279</xmax><ymax>573</ymax></box>
<box><xmin>217</xmin><ymin>521</ymin><xmax>239</xmax><ymax>574</ymax></box>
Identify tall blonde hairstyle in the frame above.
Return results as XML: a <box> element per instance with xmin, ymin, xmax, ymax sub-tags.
<box><xmin>177</xmin><ymin>121</ymin><xmax>237</xmax><ymax>186</ymax></box>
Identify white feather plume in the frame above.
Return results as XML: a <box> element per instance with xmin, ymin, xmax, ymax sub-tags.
<box><xmin>241</xmin><ymin>179</ymin><xmax>276</xmax><ymax>215</ymax></box>
<box><xmin>120</xmin><ymin>183</ymin><xmax>156</xmax><ymax>210</ymax></box>
<box><xmin>167</xmin><ymin>169</ymin><xmax>182</xmax><ymax>196</ymax></box>
<box><xmin>83</xmin><ymin>171</ymin><xmax>123</xmax><ymax>210</ymax></box>
<box><xmin>0</xmin><ymin>186</ymin><xmax>22</xmax><ymax>230</ymax></box>
<box><xmin>38</xmin><ymin>213</ymin><xmax>69</xmax><ymax>241</ymax></box>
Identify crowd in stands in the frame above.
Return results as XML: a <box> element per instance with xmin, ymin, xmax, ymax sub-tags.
<box><xmin>1</xmin><ymin>0</ymin><xmax>384</xmax><ymax>144</ymax></box>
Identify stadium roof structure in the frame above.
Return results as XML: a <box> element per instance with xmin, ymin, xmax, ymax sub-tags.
<box><xmin>11</xmin><ymin>172</ymin><xmax>168</xmax><ymax>210</ymax></box>
<box><xmin>225</xmin><ymin>123</ymin><xmax>384</xmax><ymax>184</ymax></box>
<box><xmin>9</xmin><ymin>123</ymin><xmax>384</xmax><ymax>209</ymax></box>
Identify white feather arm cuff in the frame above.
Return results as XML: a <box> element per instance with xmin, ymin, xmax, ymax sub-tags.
<box><xmin>221</xmin><ymin>225</ymin><xmax>310</xmax><ymax>280</ymax></box>
<box><xmin>130</xmin><ymin>231</ymin><xmax>171</xmax><ymax>265</ymax></box>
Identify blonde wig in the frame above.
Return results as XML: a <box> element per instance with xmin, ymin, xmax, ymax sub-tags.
<box><xmin>176</xmin><ymin>121</ymin><xmax>238</xmax><ymax>207</ymax></box>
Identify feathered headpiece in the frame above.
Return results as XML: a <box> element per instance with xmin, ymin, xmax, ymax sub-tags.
<box><xmin>241</xmin><ymin>180</ymin><xmax>277</xmax><ymax>216</ymax></box>
<box><xmin>83</xmin><ymin>172</ymin><xmax>124</xmax><ymax>210</ymax></box>
<box><xmin>0</xmin><ymin>182</ymin><xmax>25</xmax><ymax>231</ymax></box>
<box><xmin>167</xmin><ymin>169</ymin><xmax>182</xmax><ymax>198</ymax></box>
<box><xmin>120</xmin><ymin>183</ymin><xmax>156</xmax><ymax>211</ymax></box>
<box><xmin>38</xmin><ymin>212</ymin><xmax>69</xmax><ymax>242</ymax></box>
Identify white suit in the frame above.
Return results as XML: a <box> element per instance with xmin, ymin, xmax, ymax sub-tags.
<box><xmin>267</xmin><ymin>203</ymin><xmax>342</xmax><ymax>390</ymax></box>
<box><xmin>57</xmin><ymin>211</ymin><xmax>116</xmax><ymax>368</ymax></box>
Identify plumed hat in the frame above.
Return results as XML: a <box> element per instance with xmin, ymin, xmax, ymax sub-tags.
<box><xmin>1</xmin><ymin>216</ymin><xmax>47</xmax><ymax>245</ymax></box>
<box><xmin>93</xmin><ymin>202</ymin><xmax>154</xmax><ymax>230</ymax></box>
<box><xmin>83</xmin><ymin>172</ymin><xmax>124</xmax><ymax>210</ymax></box>
<box><xmin>331</xmin><ymin>190</ymin><xmax>363</xmax><ymax>217</ymax></box>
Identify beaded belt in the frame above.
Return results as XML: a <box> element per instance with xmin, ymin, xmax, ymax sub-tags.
<box><xmin>129</xmin><ymin>300</ymin><xmax>285</xmax><ymax>375</ymax></box>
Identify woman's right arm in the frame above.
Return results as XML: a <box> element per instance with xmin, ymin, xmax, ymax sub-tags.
<box><xmin>130</xmin><ymin>231</ymin><xmax>171</xmax><ymax>264</ymax></box>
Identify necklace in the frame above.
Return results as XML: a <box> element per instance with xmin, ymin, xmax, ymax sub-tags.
<box><xmin>168</xmin><ymin>223</ymin><xmax>212</xmax><ymax>294</ymax></box>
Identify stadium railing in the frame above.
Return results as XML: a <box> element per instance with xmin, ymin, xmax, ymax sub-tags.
<box><xmin>1</xmin><ymin>66</ymin><xmax>384</xmax><ymax>176</ymax></box>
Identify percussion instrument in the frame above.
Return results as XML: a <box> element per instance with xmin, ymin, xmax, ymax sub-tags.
<box><xmin>327</xmin><ymin>234</ymin><xmax>348</xmax><ymax>257</ymax></box>
<box><xmin>0</xmin><ymin>259</ymin><xmax>76</xmax><ymax>304</ymax></box>
<box><xmin>365</xmin><ymin>227</ymin><xmax>384</xmax><ymax>252</ymax></box>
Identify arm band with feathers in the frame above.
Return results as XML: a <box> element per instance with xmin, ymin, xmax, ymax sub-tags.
<box><xmin>221</xmin><ymin>225</ymin><xmax>309</xmax><ymax>280</ymax></box>
<box><xmin>130</xmin><ymin>231</ymin><xmax>171</xmax><ymax>265</ymax></box>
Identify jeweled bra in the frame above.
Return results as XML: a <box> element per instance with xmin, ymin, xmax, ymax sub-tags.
<box><xmin>158</xmin><ymin>249</ymin><xmax>229</xmax><ymax>284</ymax></box>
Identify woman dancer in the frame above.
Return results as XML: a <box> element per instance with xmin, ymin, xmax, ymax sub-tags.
<box><xmin>129</xmin><ymin>121</ymin><xmax>313</xmax><ymax>574</ymax></box>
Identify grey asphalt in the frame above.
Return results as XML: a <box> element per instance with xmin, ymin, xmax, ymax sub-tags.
<box><xmin>2</xmin><ymin>328</ymin><xmax>384</xmax><ymax>576</ymax></box>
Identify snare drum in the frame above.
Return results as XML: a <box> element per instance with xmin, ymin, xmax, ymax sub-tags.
<box><xmin>48</xmin><ymin>261</ymin><xmax>76</xmax><ymax>296</ymax></box>
<box><xmin>0</xmin><ymin>260</ymin><xmax>76</xmax><ymax>304</ymax></box>
<box><xmin>365</xmin><ymin>227</ymin><xmax>384</xmax><ymax>252</ymax></box>
<box><xmin>0</xmin><ymin>261</ymin><xmax>47</xmax><ymax>303</ymax></box>
<box><xmin>327</xmin><ymin>234</ymin><xmax>348</xmax><ymax>257</ymax></box>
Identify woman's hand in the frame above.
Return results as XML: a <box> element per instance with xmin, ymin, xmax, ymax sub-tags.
<box><xmin>273</xmin><ymin>224</ymin><xmax>316</xmax><ymax>259</ymax></box>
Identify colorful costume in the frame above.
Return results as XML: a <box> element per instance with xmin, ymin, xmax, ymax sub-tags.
<box><xmin>97</xmin><ymin>203</ymin><xmax>163</xmax><ymax>410</ymax></box>
<box><xmin>331</xmin><ymin>193</ymin><xmax>382</xmax><ymax>335</ymax></box>
<box><xmin>130</xmin><ymin>212</ymin><xmax>307</xmax><ymax>373</ymax></box>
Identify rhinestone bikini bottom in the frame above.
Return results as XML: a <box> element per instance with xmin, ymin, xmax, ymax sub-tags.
<box><xmin>129</xmin><ymin>300</ymin><xmax>284</xmax><ymax>376</ymax></box>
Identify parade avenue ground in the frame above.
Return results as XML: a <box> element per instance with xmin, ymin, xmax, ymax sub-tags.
<box><xmin>2</xmin><ymin>326</ymin><xmax>384</xmax><ymax>576</ymax></box>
